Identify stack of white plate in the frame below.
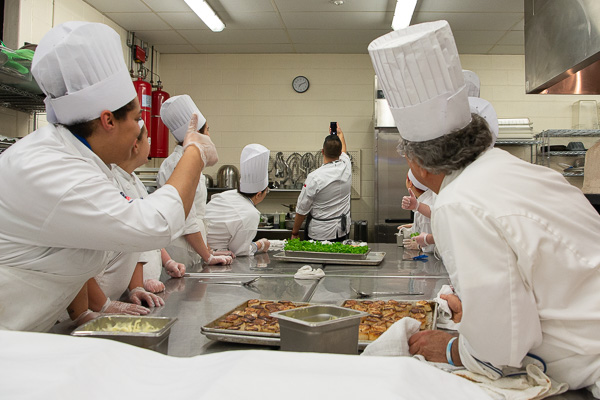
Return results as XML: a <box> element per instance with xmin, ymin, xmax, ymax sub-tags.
<box><xmin>497</xmin><ymin>118</ymin><xmax>534</xmax><ymax>139</ymax></box>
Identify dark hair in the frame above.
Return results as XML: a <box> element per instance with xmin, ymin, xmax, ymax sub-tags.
<box><xmin>323</xmin><ymin>135</ymin><xmax>342</xmax><ymax>158</ymax></box>
<box><xmin>64</xmin><ymin>98</ymin><xmax>137</xmax><ymax>139</ymax></box>
<box><xmin>397</xmin><ymin>113</ymin><xmax>493</xmax><ymax>175</ymax></box>
<box><xmin>237</xmin><ymin>185</ymin><xmax>267</xmax><ymax>198</ymax></box>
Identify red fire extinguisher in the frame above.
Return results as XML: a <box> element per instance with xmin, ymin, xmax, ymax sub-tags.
<box><xmin>133</xmin><ymin>77</ymin><xmax>152</xmax><ymax>140</ymax></box>
<box><xmin>150</xmin><ymin>83</ymin><xmax>170</xmax><ymax>158</ymax></box>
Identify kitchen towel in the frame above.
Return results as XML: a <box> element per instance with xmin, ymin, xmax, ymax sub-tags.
<box><xmin>435</xmin><ymin>284</ymin><xmax>460</xmax><ymax>330</ymax></box>
<box><xmin>294</xmin><ymin>265</ymin><xmax>324</xmax><ymax>280</ymax></box>
<box><xmin>361</xmin><ymin>317</ymin><xmax>421</xmax><ymax>356</ymax></box>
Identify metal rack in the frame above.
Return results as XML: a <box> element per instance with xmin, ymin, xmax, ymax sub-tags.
<box><xmin>495</xmin><ymin>138</ymin><xmax>541</xmax><ymax>164</ymax></box>
<box><xmin>0</xmin><ymin>82</ymin><xmax>45</xmax><ymax>114</ymax></box>
<box><xmin>535</xmin><ymin>129</ymin><xmax>600</xmax><ymax>177</ymax></box>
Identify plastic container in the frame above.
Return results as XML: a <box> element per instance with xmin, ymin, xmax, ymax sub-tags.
<box><xmin>271</xmin><ymin>305</ymin><xmax>368</xmax><ymax>354</ymax></box>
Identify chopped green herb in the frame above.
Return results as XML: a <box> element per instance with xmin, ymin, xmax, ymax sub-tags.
<box><xmin>284</xmin><ymin>239</ymin><xmax>368</xmax><ymax>254</ymax></box>
<box><xmin>410</xmin><ymin>232</ymin><xmax>420</xmax><ymax>238</ymax></box>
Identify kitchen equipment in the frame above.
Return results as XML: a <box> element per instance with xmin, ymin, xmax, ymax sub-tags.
<box><xmin>71</xmin><ymin>316</ymin><xmax>177</xmax><ymax>354</ymax></box>
<box><xmin>204</xmin><ymin>174</ymin><xmax>214</xmax><ymax>188</ymax></box>
<box><xmin>350</xmin><ymin>287</ymin><xmax>424</xmax><ymax>298</ymax></box>
<box><xmin>216</xmin><ymin>165</ymin><xmax>239</xmax><ymax>188</ymax></box>
<box><xmin>271</xmin><ymin>305</ymin><xmax>368</xmax><ymax>354</ymax></box>
<box><xmin>285</xmin><ymin>219</ymin><xmax>305</xmax><ymax>230</ymax></box>
<box><xmin>273</xmin><ymin>251</ymin><xmax>386</xmax><ymax>266</ymax></box>
<box><xmin>198</xmin><ymin>277</ymin><xmax>260</xmax><ymax>287</ymax></box>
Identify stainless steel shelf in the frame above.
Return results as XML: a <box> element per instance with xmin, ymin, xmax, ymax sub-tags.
<box><xmin>548</xmin><ymin>150</ymin><xmax>587</xmax><ymax>156</ymax></box>
<box><xmin>0</xmin><ymin>82</ymin><xmax>45</xmax><ymax>114</ymax></box>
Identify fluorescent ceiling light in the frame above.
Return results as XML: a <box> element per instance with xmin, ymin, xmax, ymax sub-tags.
<box><xmin>391</xmin><ymin>0</ymin><xmax>417</xmax><ymax>31</ymax></box>
<box><xmin>184</xmin><ymin>0</ymin><xmax>225</xmax><ymax>32</ymax></box>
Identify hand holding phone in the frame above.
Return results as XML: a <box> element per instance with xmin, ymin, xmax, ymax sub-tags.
<box><xmin>330</xmin><ymin>121</ymin><xmax>337</xmax><ymax>135</ymax></box>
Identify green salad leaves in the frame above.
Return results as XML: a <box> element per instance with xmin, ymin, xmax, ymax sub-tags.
<box><xmin>284</xmin><ymin>239</ymin><xmax>368</xmax><ymax>254</ymax></box>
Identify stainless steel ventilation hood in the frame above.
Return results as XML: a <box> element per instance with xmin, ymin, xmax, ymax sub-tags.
<box><xmin>525</xmin><ymin>0</ymin><xmax>600</xmax><ymax>94</ymax></box>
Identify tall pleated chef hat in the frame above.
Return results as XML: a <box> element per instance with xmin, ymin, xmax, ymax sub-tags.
<box><xmin>468</xmin><ymin>97</ymin><xmax>499</xmax><ymax>147</ymax></box>
<box><xmin>408</xmin><ymin>169</ymin><xmax>429</xmax><ymax>191</ymax></box>
<box><xmin>240</xmin><ymin>144</ymin><xmax>270</xmax><ymax>193</ymax></box>
<box><xmin>31</xmin><ymin>22</ymin><xmax>136</xmax><ymax>125</ymax></box>
<box><xmin>160</xmin><ymin>95</ymin><xmax>207</xmax><ymax>143</ymax></box>
<box><xmin>463</xmin><ymin>70</ymin><xmax>481</xmax><ymax>97</ymax></box>
<box><xmin>368</xmin><ymin>20</ymin><xmax>471</xmax><ymax>142</ymax></box>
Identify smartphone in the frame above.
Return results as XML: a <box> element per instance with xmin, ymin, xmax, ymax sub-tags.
<box><xmin>330</xmin><ymin>121</ymin><xmax>337</xmax><ymax>134</ymax></box>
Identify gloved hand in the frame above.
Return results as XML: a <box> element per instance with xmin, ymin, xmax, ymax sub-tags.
<box><xmin>128</xmin><ymin>287</ymin><xmax>165</xmax><ymax>308</ymax></box>
<box><xmin>101</xmin><ymin>298</ymin><xmax>150</xmax><ymax>315</ymax></box>
<box><xmin>403</xmin><ymin>238</ymin><xmax>420</xmax><ymax>250</ymax></box>
<box><xmin>164</xmin><ymin>259</ymin><xmax>186</xmax><ymax>278</ymax></box>
<box><xmin>207</xmin><ymin>254</ymin><xmax>233</xmax><ymax>265</ymax></box>
<box><xmin>414</xmin><ymin>232</ymin><xmax>430</xmax><ymax>247</ymax></box>
<box><xmin>144</xmin><ymin>278</ymin><xmax>165</xmax><ymax>293</ymax></box>
<box><xmin>402</xmin><ymin>189</ymin><xmax>419</xmax><ymax>212</ymax></box>
<box><xmin>72</xmin><ymin>309</ymin><xmax>102</xmax><ymax>326</ymax></box>
<box><xmin>212</xmin><ymin>249</ymin><xmax>236</xmax><ymax>259</ymax></box>
<box><xmin>256</xmin><ymin>238</ymin><xmax>270</xmax><ymax>253</ymax></box>
<box><xmin>182</xmin><ymin>114</ymin><xmax>219</xmax><ymax>167</ymax></box>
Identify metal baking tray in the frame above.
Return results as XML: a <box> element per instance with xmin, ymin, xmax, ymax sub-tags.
<box><xmin>202</xmin><ymin>299</ymin><xmax>435</xmax><ymax>350</ymax></box>
<box><xmin>273</xmin><ymin>251</ymin><xmax>385</xmax><ymax>266</ymax></box>
<box><xmin>202</xmin><ymin>300</ymin><xmax>310</xmax><ymax>340</ymax></box>
<box><xmin>284</xmin><ymin>248</ymin><xmax>370</xmax><ymax>260</ymax></box>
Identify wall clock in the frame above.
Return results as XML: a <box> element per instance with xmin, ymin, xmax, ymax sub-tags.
<box><xmin>292</xmin><ymin>76</ymin><xmax>309</xmax><ymax>93</ymax></box>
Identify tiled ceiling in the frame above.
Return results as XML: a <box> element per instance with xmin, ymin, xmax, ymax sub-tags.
<box><xmin>82</xmin><ymin>0</ymin><xmax>524</xmax><ymax>55</ymax></box>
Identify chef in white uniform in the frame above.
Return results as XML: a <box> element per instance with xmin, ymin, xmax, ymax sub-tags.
<box><xmin>369</xmin><ymin>20</ymin><xmax>600</xmax><ymax>395</ymax></box>
<box><xmin>0</xmin><ymin>22</ymin><xmax>217</xmax><ymax>332</ymax></box>
<box><xmin>400</xmin><ymin>169</ymin><xmax>436</xmax><ymax>253</ymax></box>
<box><xmin>291</xmin><ymin>125</ymin><xmax>352</xmax><ymax>241</ymax></box>
<box><xmin>205</xmin><ymin>144</ymin><xmax>271</xmax><ymax>256</ymax></box>
<box><xmin>157</xmin><ymin>95</ymin><xmax>233</xmax><ymax>267</ymax></box>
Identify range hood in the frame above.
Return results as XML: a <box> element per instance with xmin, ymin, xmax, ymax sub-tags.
<box><xmin>525</xmin><ymin>0</ymin><xmax>600</xmax><ymax>94</ymax></box>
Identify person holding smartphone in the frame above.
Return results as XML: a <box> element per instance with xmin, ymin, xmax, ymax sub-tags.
<box><xmin>291</xmin><ymin>123</ymin><xmax>352</xmax><ymax>242</ymax></box>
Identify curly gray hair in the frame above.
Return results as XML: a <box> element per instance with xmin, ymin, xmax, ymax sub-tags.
<box><xmin>397</xmin><ymin>113</ymin><xmax>493</xmax><ymax>175</ymax></box>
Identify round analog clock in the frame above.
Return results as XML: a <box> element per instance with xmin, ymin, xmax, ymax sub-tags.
<box><xmin>292</xmin><ymin>76</ymin><xmax>309</xmax><ymax>93</ymax></box>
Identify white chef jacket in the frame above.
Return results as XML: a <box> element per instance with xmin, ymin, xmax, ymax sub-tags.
<box><xmin>93</xmin><ymin>165</ymin><xmax>163</xmax><ymax>299</ymax></box>
<box><xmin>205</xmin><ymin>190</ymin><xmax>260</xmax><ymax>256</ymax></box>
<box><xmin>432</xmin><ymin>148</ymin><xmax>600</xmax><ymax>390</ymax></box>
<box><xmin>157</xmin><ymin>145</ymin><xmax>207</xmax><ymax>238</ymax></box>
<box><xmin>295</xmin><ymin>152</ymin><xmax>352</xmax><ymax>240</ymax></box>
<box><xmin>411</xmin><ymin>189</ymin><xmax>436</xmax><ymax>253</ymax></box>
<box><xmin>0</xmin><ymin>125</ymin><xmax>185</xmax><ymax>332</ymax></box>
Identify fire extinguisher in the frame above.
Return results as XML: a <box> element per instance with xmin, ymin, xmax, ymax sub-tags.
<box><xmin>150</xmin><ymin>83</ymin><xmax>170</xmax><ymax>158</ymax></box>
<box><xmin>133</xmin><ymin>76</ymin><xmax>152</xmax><ymax>140</ymax></box>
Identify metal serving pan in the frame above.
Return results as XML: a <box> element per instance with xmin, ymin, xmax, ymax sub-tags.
<box><xmin>284</xmin><ymin>248</ymin><xmax>370</xmax><ymax>260</ymax></box>
<box><xmin>273</xmin><ymin>251</ymin><xmax>385</xmax><ymax>266</ymax></box>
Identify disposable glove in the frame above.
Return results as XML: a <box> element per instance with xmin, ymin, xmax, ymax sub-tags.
<box><xmin>144</xmin><ymin>278</ymin><xmax>165</xmax><ymax>293</ymax></box>
<box><xmin>164</xmin><ymin>259</ymin><xmax>186</xmax><ymax>278</ymax></box>
<box><xmin>182</xmin><ymin>114</ymin><xmax>218</xmax><ymax>167</ymax></box>
<box><xmin>403</xmin><ymin>238</ymin><xmax>420</xmax><ymax>250</ymax></box>
<box><xmin>129</xmin><ymin>287</ymin><xmax>165</xmax><ymax>308</ymax></box>
<box><xmin>207</xmin><ymin>254</ymin><xmax>233</xmax><ymax>265</ymax></box>
<box><xmin>401</xmin><ymin>189</ymin><xmax>419</xmax><ymax>212</ymax></box>
<box><xmin>414</xmin><ymin>232</ymin><xmax>431</xmax><ymax>247</ymax></box>
<box><xmin>256</xmin><ymin>238</ymin><xmax>270</xmax><ymax>253</ymax></box>
<box><xmin>212</xmin><ymin>249</ymin><xmax>236</xmax><ymax>259</ymax></box>
<box><xmin>101</xmin><ymin>298</ymin><xmax>150</xmax><ymax>315</ymax></box>
<box><xmin>73</xmin><ymin>309</ymin><xmax>102</xmax><ymax>326</ymax></box>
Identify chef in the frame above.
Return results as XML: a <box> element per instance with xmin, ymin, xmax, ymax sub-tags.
<box><xmin>369</xmin><ymin>20</ymin><xmax>600</xmax><ymax>395</ymax></box>
<box><xmin>0</xmin><ymin>21</ymin><xmax>218</xmax><ymax>332</ymax></box>
<box><xmin>399</xmin><ymin>169</ymin><xmax>436</xmax><ymax>253</ymax></box>
<box><xmin>464</xmin><ymin>69</ymin><xmax>500</xmax><ymax>148</ymax></box>
<box><xmin>157</xmin><ymin>95</ymin><xmax>233</xmax><ymax>266</ymax></box>
<box><xmin>205</xmin><ymin>144</ymin><xmax>271</xmax><ymax>256</ymax></box>
<box><xmin>291</xmin><ymin>124</ymin><xmax>352</xmax><ymax>242</ymax></box>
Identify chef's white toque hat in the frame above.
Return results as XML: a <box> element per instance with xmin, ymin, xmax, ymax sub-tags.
<box><xmin>468</xmin><ymin>97</ymin><xmax>499</xmax><ymax>147</ymax></box>
<box><xmin>408</xmin><ymin>169</ymin><xmax>429</xmax><ymax>191</ymax></box>
<box><xmin>368</xmin><ymin>20</ymin><xmax>471</xmax><ymax>142</ymax></box>
<box><xmin>240</xmin><ymin>144</ymin><xmax>270</xmax><ymax>193</ymax></box>
<box><xmin>463</xmin><ymin>70</ymin><xmax>481</xmax><ymax>97</ymax></box>
<box><xmin>160</xmin><ymin>95</ymin><xmax>207</xmax><ymax>143</ymax></box>
<box><xmin>32</xmin><ymin>22</ymin><xmax>136</xmax><ymax>125</ymax></box>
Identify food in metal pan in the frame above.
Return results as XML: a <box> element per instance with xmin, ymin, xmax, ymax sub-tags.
<box><xmin>215</xmin><ymin>300</ymin><xmax>303</xmax><ymax>333</ymax></box>
<box><xmin>284</xmin><ymin>238</ymin><xmax>368</xmax><ymax>254</ymax></box>
<box><xmin>342</xmin><ymin>299</ymin><xmax>433</xmax><ymax>341</ymax></box>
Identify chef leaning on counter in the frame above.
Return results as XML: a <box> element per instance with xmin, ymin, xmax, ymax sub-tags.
<box><xmin>369</xmin><ymin>21</ymin><xmax>600</xmax><ymax>395</ymax></box>
<box><xmin>0</xmin><ymin>21</ymin><xmax>218</xmax><ymax>332</ymax></box>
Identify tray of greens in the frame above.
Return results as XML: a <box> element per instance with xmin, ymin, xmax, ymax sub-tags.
<box><xmin>283</xmin><ymin>239</ymin><xmax>370</xmax><ymax>260</ymax></box>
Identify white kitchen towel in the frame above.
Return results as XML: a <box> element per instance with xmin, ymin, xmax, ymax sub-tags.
<box><xmin>294</xmin><ymin>265</ymin><xmax>324</xmax><ymax>280</ymax></box>
<box><xmin>435</xmin><ymin>284</ymin><xmax>460</xmax><ymax>330</ymax></box>
<box><xmin>268</xmin><ymin>239</ymin><xmax>286</xmax><ymax>252</ymax></box>
<box><xmin>361</xmin><ymin>317</ymin><xmax>421</xmax><ymax>357</ymax></box>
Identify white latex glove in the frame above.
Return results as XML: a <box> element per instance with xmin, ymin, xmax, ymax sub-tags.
<box><xmin>402</xmin><ymin>189</ymin><xmax>419</xmax><ymax>212</ymax></box>
<box><xmin>212</xmin><ymin>249</ymin><xmax>236</xmax><ymax>259</ymax></box>
<box><xmin>403</xmin><ymin>238</ymin><xmax>420</xmax><ymax>250</ymax></box>
<box><xmin>164</xmin><ymin>259</ymin><xmax>186</xmax><ymax>278</ymax></box>
<box><xmin>101</xmin><ymin>298</ymin><xmax>150</xmax><ymax>315</ymax></box>
<box><xmin>414</xmin><ymin>232</ymin><xmax>430</xmax><ymax>247</ymax></box>
<box><xmin>144</xmin><ymin>278</ymin><xmax>165</xmax><ymax>293</ymax></box>
<box><xmin>182</xmin><ymin>114</ymin><xmax>218</xmax><ymax>167</ymax></box>
<box><xmin>207</xmin><ymin>254</ymin><xmax>233</xmax><ymax>265</ymax></box>
<box><xmin>128</xmin><ymin>287</ymin><xmax>165</xmax><ymax>308</ymax></box>
<box><xmin>72</xmin><ymin>309</ymin><xmax>102</xmax><ymax>326</ymax></box>
<box><xmin>256</xmin><ymin>238</ymin><xmax>270</xmax><ymax>253</ymax></box>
